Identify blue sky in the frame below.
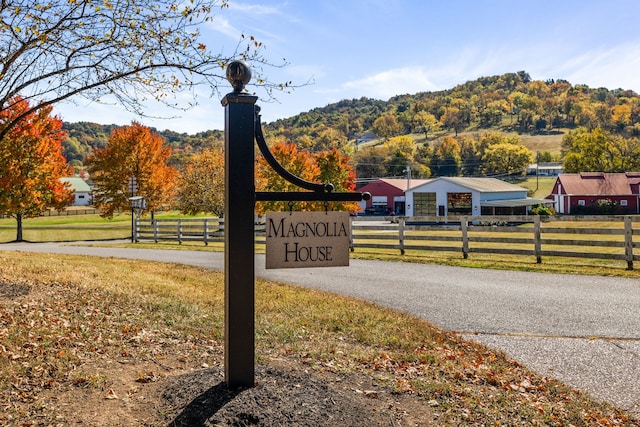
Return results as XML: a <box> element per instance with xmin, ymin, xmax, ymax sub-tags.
<box><xmin>57</xmin><ymin>0</ymin><xmax>640</xmax><ymax>133</ymax></box>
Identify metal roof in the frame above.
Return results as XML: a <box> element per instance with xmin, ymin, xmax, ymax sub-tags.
<box><xmin>408</xmin><ymin>177</ymin><xmax>527</xmax><ymax>193</ymax></box>
<box><xmin>60</xmin><ymin>177</ymin><xmax>91</xmax><ymax>192</ymax></box>
<box><xmin>378</xmin><ymin>178</ymin><xmax>433</xmax><ymax>191</ymax></box>
<box><xmin>557</xmin><ymin>173</ymin><xmax>640</xmax><ymax>195</ymax></box>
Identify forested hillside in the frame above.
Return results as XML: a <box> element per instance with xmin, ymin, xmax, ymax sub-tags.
<box><xmin>267</xmin><ymin>71</ymin><xmax>639</xmax><ymax>137</ymax></box>
<box><xmin>62</xmin><ymin>122</ymin><xmax>224</xmax><ymax>168</ymax></box>
<box><xmin>63</xmin><ymin>71</ymin><xmax>640</xmax><ymax>178</ymax></box>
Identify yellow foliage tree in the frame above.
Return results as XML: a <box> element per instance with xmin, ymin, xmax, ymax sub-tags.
<box><xmin>176</xmin><ymin>146</ymin><xmax>225</xmax><ymax>216</ymax></box>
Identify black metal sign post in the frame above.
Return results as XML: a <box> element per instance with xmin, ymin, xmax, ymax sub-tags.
<box><xmin>222</xmin><ymin>61</ymin><xmax>369</xmax><ymax>389</ymax></box>
<box><xmin>222</xmin><ymin>61</ymin><xmax>258</xmax><ymax>388</ymax></box>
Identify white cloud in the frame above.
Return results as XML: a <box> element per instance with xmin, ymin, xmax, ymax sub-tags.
<box><xmin>207</xmin><ymin>16</ymin><xmax>242</xmax><ymax>40</ymax></box>
<box><xmin>340</xmin><ymin>67</ymin><xmax>439</xmax><ymax>99</ymax></box>
<box><xmin>56</xmin><ymin>92</ymin><xmax>226</xmax><ymax>134</ymax></box>
<box><xmin>549</xmin><ymin>44</ymin><xmax>640</xmax><ymax>92</ymax></box>
<box><xmin>228</xmin><ymin>3</ymin><xmax>283</xmax><ymax>16</ymax></box>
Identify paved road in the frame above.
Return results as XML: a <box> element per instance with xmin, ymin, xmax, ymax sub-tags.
<box><xmin>3</xmin><ymin>241</ymin><xmax>640</xmax><ymax>416</ymax></box>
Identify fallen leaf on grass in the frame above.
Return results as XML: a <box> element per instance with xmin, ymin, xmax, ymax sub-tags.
<box><xmin>136</xmin><ymin>371</ymin><xmax>159</xmax><ymax>383</ymax></box>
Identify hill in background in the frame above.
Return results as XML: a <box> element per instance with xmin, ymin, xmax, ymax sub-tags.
<box><xmin>61</xmin><ymin>71</ymin><xmax>640</xmax><ymax>170</ymax></box>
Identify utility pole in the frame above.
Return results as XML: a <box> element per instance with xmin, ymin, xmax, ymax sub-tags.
<box><xmin>536</xmin><ymin>151</ymin><xmax>539</xmax><ymax>192</ymax></box>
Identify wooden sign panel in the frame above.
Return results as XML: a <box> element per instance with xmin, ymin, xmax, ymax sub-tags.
<box><xmin>265</xmin><ymin>211</ymin><xmax>351</xmax><ymax>269</ymax></box>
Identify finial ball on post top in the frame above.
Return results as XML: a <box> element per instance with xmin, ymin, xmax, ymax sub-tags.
<box><xmin>226</xmin><ymin>60</ymin><xmax>252</xmax><ymax>93</ymax></box>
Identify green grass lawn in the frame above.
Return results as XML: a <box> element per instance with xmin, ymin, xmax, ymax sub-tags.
<box><xmin>0</xmin><ymin>212</ymin><xmax>131</xmax><ymax>242</ymax></box>
<box><xmin>0</xmin><ymin>210</ymin><xmax>210</xmax><ymax>243</ymax></box>
<box><xmin>508</xmin><ymin>176</ymin><xmax>557</xmax><ymax>198</ymax></box>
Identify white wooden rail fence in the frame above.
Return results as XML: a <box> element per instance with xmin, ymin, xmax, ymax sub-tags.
<box><xmin>135</xmin><ymin>215</ymin><xmax>639</xmax><ymax>270</ymax></box>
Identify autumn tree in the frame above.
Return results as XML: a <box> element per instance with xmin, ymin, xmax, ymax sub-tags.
<box><xmin>384</xmin><ymin>135</ymin><xmax>415</xmax><ymax>177</ymax></box>
<box><xmin>385</xmin><ymin>135</ymin><xmax>415</xmax><ymax>158</ymax></box>
<box><xmin>311</xmin><ymin>126</ymin><xmax>351</xmax><ymax>155</ymax></box>
<box><xmin>255</xmin><ymin>142</ymin><xmax>359</xmax><ymax>215</ymax></box>
<box><xmin>0</xmin><ymin>0</ymin><xmax>289</xmax><ymax>140</ymax></box>
<box><xmin>412</xmin><ymin>111</ymin><xmax>440</xmax><ymax>139</ymax></box>
<box><xmin>255</xmin><ymin>142</ymin><xmax>319</xmax><ymax>215</ymax></box>
<box><xmin>562</xmin><ymin>127</ymin><xmax>640</xmax><ymax>172</ymax></box>
<box><xmin>440</xmin><ymin>106</ymin><xmax>465</xmax><ymax>136</ymax></box>
<box><xmin>372</xmin><ymin>114</ymin><xmax>402</xmax><ymax>140</ymax></box>
<box><xmin>482</xmin><ymin>143</ymin><xmax>532</xmax><ymax>176</ymax></box>
<box><xmin>314</xmin><ymin>149</ymin><xmax>359</xmax><ymax>212</ymax></box>
<box><xmin>0</xmin><ymin>96</ymin><xmax>74</xmax><ymax>241</ymax></box>
<box><xmin>353</xmin><ymin>146</ymin><xmax>387</xmax><ymax>179</ymax></box>
<box><xmin>508</xmin><ymin>92</ymin><xmax>542</xmax><ymax>131</ymax></box>
<box><xmin>87</xmin><ymin>122</ymin><xmax>178</xmax><ymax>218</ymax></box>
<box><xmin>612</xmin><ymin>104</ymin><xmax>632</xmax><ymax>131</ymax></box>
<box><xmin>176</xmin><ymin>146</ymin><xmax>225</xmax><ymax>216</ymax></box>
<box><xmin>458</xmin><ymin>136</ymin><xmax>482</xmax><ymax>176</ymax></box>
<box><xmin>430</xmin><ymin>136</ymin><xmax>461</xmax><ymax>176</ymax></box>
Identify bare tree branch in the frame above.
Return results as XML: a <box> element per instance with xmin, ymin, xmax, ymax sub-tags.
<box><xmin>0</xmin><ymin>0</ymin><xmax>295</xmax><ymax>139</ymax></box>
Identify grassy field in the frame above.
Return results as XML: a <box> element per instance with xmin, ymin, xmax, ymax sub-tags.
<box><xmin>505</xmin><ymin>175</ymin><xmax>557</xmax><ymax>198</ymax></box>
<box><xmin>0</xmin><ymin>251</ymin><xmax>634</xmax><ymax>425</ymax></box>
<box><xmin>0</xmin><ymin>210</ymin><xmax>210</xmax><ymax>243</ymax></box>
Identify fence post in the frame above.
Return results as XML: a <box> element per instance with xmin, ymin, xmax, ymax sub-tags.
<box><xmin>399</xmin><ymin>217</ymin><xmax>405</xmax><ymax>255</ymax></box>
<box><xmin>178</xmin><ymin>219</ymin><xmax>183</xmax><ymax>245</ymax></box>
<box><xmin>534</xmin><ymin>216</ymin><xmax>542</xmax><ymax>264</ymax></box>
<box><xmin>624</xmin><ymin>216</ymin><xmax>633</xmax><ymax>270</ymax></box>
<box><xmin>153</xmin><ymin>219</ymin><xmax>158</xmax><ymax>243</ymax></box>
<box><xmin>204</xmin><ymin>219</ymin><xmax>209</xmax><ymax>246</ymax></box>
<box><xmin>460</xmin><ymin>216</ymin><xmax>469</xmax><ymax>259</ymax></box>
<box><xmin>349</xmin><ymin>216</ymin><xmax>355</xmax><ymax>252</ymax></box>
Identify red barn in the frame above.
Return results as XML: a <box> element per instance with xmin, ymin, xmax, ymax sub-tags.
<box><xmin>548</xmin><ymin>172</ymin><xmax>640</xmax><ymax>214</ymax></box>
<box><xmin>357</xmin><ymin>178</ymin><xmax>431</xmax><ymax>215</ymax></box>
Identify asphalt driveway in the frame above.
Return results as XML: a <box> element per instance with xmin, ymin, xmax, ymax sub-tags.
<box><xmin>3</xmin><ymin>241</ymin><xmax>640</xmax><ymax>416</ymax></box>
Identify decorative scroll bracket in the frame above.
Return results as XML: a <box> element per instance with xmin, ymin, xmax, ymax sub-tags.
<box><xmin>254</xmin><ymin>109</ymin><xmax>370</xmax><ymax>203</ymax></box>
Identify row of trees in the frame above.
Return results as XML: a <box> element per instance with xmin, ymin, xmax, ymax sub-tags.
<box><xmin>354</xmin><ymin>132</ymin><xmax>535</xmax><ymax>180</ymax></box>
<box><xmin>3</xmin><ymin>94</ymin><xmax>638</xmax><ymax>242</ymax></box>
<box><xmin>353</xmin><ymin>124</ymin><xmax>640</xmax><ymax>180</ymax></box>
<box><xmin>562</xmin><ymin>127</ymin><xmax>640</xmax><ymax>172</ymax></box>
<box><xmin>0</xmin><ymin>97</ymin><xmax>358</xmax><ymax>241</ymax></box>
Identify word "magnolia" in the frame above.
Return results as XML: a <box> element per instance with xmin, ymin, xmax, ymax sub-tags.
<box><xmin>267</xmin><ymin>218</ymin><xmax>348</xmax><ymax>239</ymax></box>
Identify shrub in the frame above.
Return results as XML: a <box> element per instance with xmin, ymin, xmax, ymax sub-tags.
<box><xmin>531</xmin><ymin>204</ymin><xmax>555</xmax><ymax>216</ymax></box>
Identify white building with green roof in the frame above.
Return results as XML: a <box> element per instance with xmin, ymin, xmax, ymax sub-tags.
<box><xmin>60</xmin><ymin>177</ymin><xmax>92</xmax><ymax>206</ymax></box>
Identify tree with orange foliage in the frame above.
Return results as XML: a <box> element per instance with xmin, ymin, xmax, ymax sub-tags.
<box><xmin>0</xmin><ymin>96</ymin><xmax>74</xmax><ymax>241</ymax></box>
<box><xmin>255</xmin><ymin>142</ymin><xmax>319</xmax><ymax>216</ymax></box>
<box><xmin>255</xmin><ymin>142</ymin><xmax>359</xmax><ymax>215</ymax></box>
<box><xmin>314</xmin><ymin>148</ymin><xmax>359</xmax><ymax>213</ymax></box>
<box><xmin>87</xmin><ymin>122</ymin><xmax>178</xmax><ymax>219</ymax></box>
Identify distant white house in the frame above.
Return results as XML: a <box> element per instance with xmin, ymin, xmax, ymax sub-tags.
<box><xmin>60</xmin><ymin>177</ymin><xmax>92</xmax><ymax>206</ymax></box>
<box><xmin>405</xmin><ymin>177</ymin><xmax>552</xmax><ymax>217</ymax></box>
<box><xmin>526</xmin><ymin>162</ymin><xmax>563</xmax><ymax>176</ymax></box>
